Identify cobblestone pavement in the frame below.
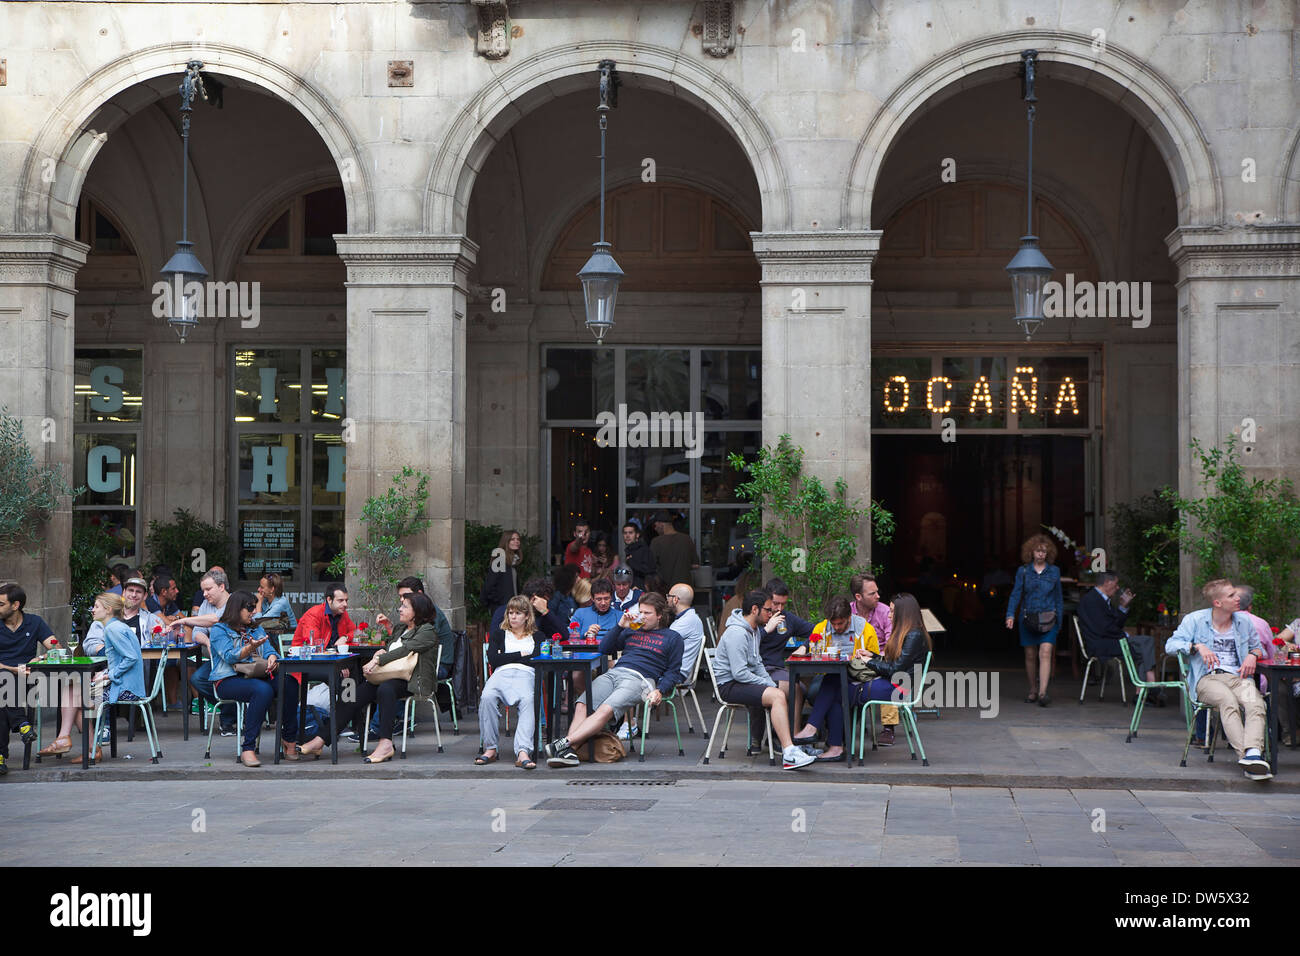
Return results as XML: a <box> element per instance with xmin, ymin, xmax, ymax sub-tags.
<box><xmin>4</xmin><ymin>778</ymin><xmax>1297</xmax><ymax>866</ymax></box>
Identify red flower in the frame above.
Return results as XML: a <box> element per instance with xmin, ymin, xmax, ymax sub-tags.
<box><xmin>1273</xmin><ymin>637</ymin><xmax>1285</xmax><ymax>646</ymax></box>
<box><xmin>1272</xmin><ymin>626</ymin><xmax>1281</xmax><ymax>634</ymax></box>
<box><xmin>153</xmin><ymin>625</ymin><xmax>163</xmax><ymax>634</ymax></box>
<box><xmin>552</xmin><ymin>633</ymin><xmax>562</xmax><ymax>640</ymax></box>
<box><xmin>49</xmin><ymin>638</ymin><xmax>59</xmax><ymax>645</ymax></box>
<box><xmin>358</xmin><ymin>622</ymin><xmax>369</xmax><ymax>631</ymax></box>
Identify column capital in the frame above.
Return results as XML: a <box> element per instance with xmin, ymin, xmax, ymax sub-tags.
<box><xmin>750</xmin><ymin>230</ymin><xmax>882</xmax><ymax>285</ymax></box>
<box><xmin>0</xmin><ymin>234</ymin><xmax>89</xmax><ymax>292</ymax></box>
<box><xmin>334</xmin><ymin>234</ymin><xmax>479</xmax><ymax>288</ymax></box>
<box><xmin>1166</xmin><ymin>225</ymin><xmax>1300</xmax><ymax>282</ymax></box>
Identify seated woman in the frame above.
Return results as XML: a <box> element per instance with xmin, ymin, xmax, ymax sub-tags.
<box><xmin>253</xmin><ymin>572</ymin><xmax>297</xmax><ymax>631</ymax></box>
<box><xmin>475</xmin><ymin>594</ymin><xmax>542</xmax><ymax>769</ymax></box>
<box><xmin>309</xmin><ymin>590</ymin><xmax>441</xmax><ymax>763</ymax></box>
<box><xmin>852</xmin><ymin>592</ymin><xmax>933</xmax><ymax>745</ymax></box>
<box><xmin>792</xmin><ymin>596</ymin><xmax>880</xmax><ymax>762</ymax></box>
<box><xmin>209</xmin><ymin>590</ymin><xmax>300</xmax><ymax>768</ymax></box>
<box><xmin>39</xmin><ymin>592</ymin><xmax>146</xmax><ymax>761</ymax></box>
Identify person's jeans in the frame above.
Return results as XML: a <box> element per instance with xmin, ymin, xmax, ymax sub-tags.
<box><xmin>854</xmin><ymin>677</ymin><xmax>902</xmax><ymax>727</ymax></box>
<box><xmin>190</xmin><ymin>662</ymin><xmax>237</xmax><ymax>729</ymax></box>
<box><xmin>1195</xmin><ymin>673</ymin><xmax>1266</xmax><ymax>756</ymax></box>
<box><xmin>214</xmin><ymin>675</ymin><xmax>299</xmax><ymax>752</ymax></box>
<box><xmin>479</xmin><ymin>667</ymin><xmax>536</xmax><ymax>756</ymax></box>
<box><xmin>807</xmin><ymin>674</ymin><xmax>845</xmax><ymax>747</ymax></box>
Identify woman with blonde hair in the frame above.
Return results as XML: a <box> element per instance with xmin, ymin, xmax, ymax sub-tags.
<box><xmin>1005</xmin><ymin>533</ymin><xmax>1064</xmax><ymax>705</ymax></box>
<box><xmin>476</xmin><ymin>594</ymin><xmax>543</xmax><ymax>769</ymax></box>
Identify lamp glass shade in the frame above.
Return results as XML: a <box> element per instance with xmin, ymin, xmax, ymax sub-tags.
<box><xmin>577</xmin><ymin>242</ymin><xmax>623</xmax><ymax>344</ymax></box>
<box><xmin>160</xmin><ymin>240</ymin><xmax>208</xmax><ymax>343</ymax></box>
<box><xmin>1005</xmin><ymin>235</ymin><xmax>1053</xmax><ymax>337</ymax></box>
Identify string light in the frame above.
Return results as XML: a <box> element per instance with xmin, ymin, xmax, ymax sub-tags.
<box><xmin>883</xmin><ymin>374</ymin><xmax>910</xmax><ymax>412</ymax></box>
<box><xmin>1054</xmin><ymin>376</ymin><xmax>1080</xmax><ymax>415</ymax></box>
<box><xmin>968</xmin><ymin>375</ymin><xmax>994</xmax><ymax>414</ymax></box>
<box><xmin>1010</xmin><ymin>365</ymin><xmax>1038</xmax><ymax>414</ymax></box>
<box><xmin>926</xmin><ymin>376</ymin><xmax>952</xmax><ymax>414</ymax></box>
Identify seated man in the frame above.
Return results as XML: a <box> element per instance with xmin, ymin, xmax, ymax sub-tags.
<box><xmin>752</xmin><ymin>578</ymin><xmax>816</xmax><ymax>749</ymax></box>
<box><xmin>0</xmin><ymin>584</ymin><xmax>58</xmax><ymax>773</ymax></box>
<box><xmin>1077</xmin><ymin>571</ymin><xmax>1162</xmax><ymax>703</ymax></box>
<box><xmin>569</xmin><ymin>577</ymin><xmax>622</xmax><ymax>715</ymax></box>
<box><xmin>716</xmin><ymin>589</ymin><xmax>815</xmax><ymax>770</ymax></box>
<box><xmin>490</xmin><ymin>577</ymin><xmax>570</xmax><ymax>640</ymax></box>
<box><xmin>610</xmin><ymin>566</ymin><xmax>643</xmax><ymax>614</ymax></box>
<box><xmin>793</xmin><ymin>596</ymin><xmax>881</xmax><ymax>756</ymax></box>
<box><xmin>667</xmin><ymin>583</ymin><xmax>704</xmax><ymax>683</ymax></box>
<box><xmin>545</xmin><ymin>592</ymin><xmax>683</xmax><ymax>768</ymax></box>
<box><xmin>1166</xmin><ymin>579</ymin><xmax>1270</xmax><ymax>781</ymax></box>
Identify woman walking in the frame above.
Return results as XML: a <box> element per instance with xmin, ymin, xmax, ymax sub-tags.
<box><xmin>1005</xmin><ymin>534</ymin><xmax>1064</xmax><ymax>705</ymax></box>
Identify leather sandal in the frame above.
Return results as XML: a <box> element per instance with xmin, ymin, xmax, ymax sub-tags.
<box><xmin>515</xmin><ymin>755</ymin><xmax>537</xmax><ymax>770</ymax></box>
<box><xmin>38</xmin><ymin>737</ymin><xmax>72</xmax><ymax>756</ymax></box>
<box><xmin>474</xmin><ymin>751</ymin><xmax>499</xmax><ymax>765</ymax></box>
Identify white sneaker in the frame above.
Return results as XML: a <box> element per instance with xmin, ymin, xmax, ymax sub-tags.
<box><xmin>1238</xmin><ymin>755</ymin><xmax>1270</xmax><ymax>773</ymax></box>
<box><xmin>782</xmin><ymin>745</ymin><xmax>816</xmax><ymax>770</ymax></box>
<box><xmin>1245</xmin><ymin>768</ymin><xmax>1274</xmax><ymax>781</ymax></box>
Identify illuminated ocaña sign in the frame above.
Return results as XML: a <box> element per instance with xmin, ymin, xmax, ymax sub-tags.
<box><xmin>880</xmin><ymin>364</ymin><xmax>1083</xmax><ymax>420</ymax></box>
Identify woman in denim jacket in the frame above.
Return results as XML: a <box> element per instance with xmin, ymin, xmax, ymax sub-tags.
<box><xmin>1005</xmin><ymin>534</ymin><xmax>1064</xmax><ymax>705</ymax></box>
<box><xmin>210</xmin><ymin>590</ymin><xmax>301</xmax><ymax>767</ymax></box>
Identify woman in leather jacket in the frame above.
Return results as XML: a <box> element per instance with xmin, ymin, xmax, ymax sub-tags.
<box><xmin>854</xmin><ymin>592</ymin><xmax>933</xmax><ymax>745</ymax></box>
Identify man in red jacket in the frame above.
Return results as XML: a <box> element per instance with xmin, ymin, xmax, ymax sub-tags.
<box><xmin>292</xmin><ymin>584</ymin><xmax>357</xmax><ymax>651</ymax></box>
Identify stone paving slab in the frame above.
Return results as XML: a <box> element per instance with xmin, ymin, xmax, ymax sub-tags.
<box><xmin>8</xmin><ymin>671</ymin><xmax>1298</xmax><ymax>793</ymax></box>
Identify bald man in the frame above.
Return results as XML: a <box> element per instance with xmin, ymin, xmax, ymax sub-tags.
<box><xmin>667</xmin><ymin>583</ymin><xmax>704</xmax><ymax>683</ymax></box>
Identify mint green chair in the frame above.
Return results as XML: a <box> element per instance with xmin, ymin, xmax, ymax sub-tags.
<box><xmin>90</xmin><ymin>647</ymin><xmax>168</xmax><ymax>764</ymax></box>
<box><xmin>851</xmin><ymin>651</ymin><xmax>932</xmax><ymax>767</ymax></box>
<box><xmin>1119</xmin><ymin>637</ymin><xmax>1188</xmax><ymax>743</ymax></box>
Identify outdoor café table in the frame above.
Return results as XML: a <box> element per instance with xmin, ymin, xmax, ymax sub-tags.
<box><xmin>141</xmin><ymin>641</ymin><xmax>201</xmax><ymax>740</ymax></box>
<box><xmin>1259</xmin><ymin>661</ymin><xmax>1300</xmax><ymax>776</ymax></box>
<box><xmin>274</xmin><ymin>653</ymin><xmax>357</xmax><ymax>765</ymax></box>
<box><xmin>532</xmin><ymin>648</ymin><xmax>604</xmax><ymax>761</ymax></box>
<box><xmin>29</xmin><ymin>656</ymin><xmax>108</xmax><ymax>770</ymax></box>
<box><xmin>785</xmin><ymin>652</ymin><xmax>855</xmax><ymax>765</ymax></box>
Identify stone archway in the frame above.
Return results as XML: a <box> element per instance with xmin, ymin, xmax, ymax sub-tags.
<box><xmin>425</xmin><ymin>40</ymin><xmax>790</xmax><ymax>236</ymax></box>
<box><xmin>15</xmin><ymin>42</ymin><xmax>374</xmax><ymax>238</ymax></box>
<box><xmin>844</xmin><ymin>31</ymin><xmax>1221</xmax><ymax>231</ymax></box>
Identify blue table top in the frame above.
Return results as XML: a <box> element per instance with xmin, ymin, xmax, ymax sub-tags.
<box><xmin>536</xmin><ymin>652</ymin><xmax>603</xmax><ymax>662</ymax></box>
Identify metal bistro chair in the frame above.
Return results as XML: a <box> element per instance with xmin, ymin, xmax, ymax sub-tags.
<box><xmin>852</xmin><ymin>651</ymin><xmax>932</xmax><ymax>767</ymax></box>
<box><xmin>90</xmin><ymin>646</ymin><xmax>169</xmax><ymax>765</ymax></box>
<box><xmin>203</xmin><ymin>697</ymin><xmax>249</xmax><ymax>761</ymax></box>
<box><xmin>361</xmin><ymin>646</ymin><xmax>446</xmax><ymax>757</ymax></box>
<box><xmin>1178</xmin><ymin>652</ymin><xmax>1222</xmax><ymax>767</ymax></box>
<box><xmin>1074</xmin><ymin>616</ymin><xmax>1126</xmax><ymax>703</ymax></box>
<box><xmin>1119</xmin><ymin>636</ymin><xmax>1189</xmax><ymax>743</ymax></box>
<box><xmin>701</xmin><ymin>647</ymin><xmax>775</xmax><ymax>767</ymax></box>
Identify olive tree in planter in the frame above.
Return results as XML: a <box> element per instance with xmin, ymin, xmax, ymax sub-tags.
<box><xmin>728</xmin><ymin>434</ymin><xmax>894</xmax><ymax>619</ymax></box>
<box><xmin>327</xmin><ymin>467</ymin><xmax>431</xmax><ymax>624</ymax></box>
<box><xmin>0</xmin><ymin>407</ymin><xmax>82</xmax><ymax>558</ymax></box>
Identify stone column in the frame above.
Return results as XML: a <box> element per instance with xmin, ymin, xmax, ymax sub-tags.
<box><xmin>751</xmin><ymin>231</ymin><xmax>882</xmax><ymax>565</ymax></box>
<box><xmin>1166</xmin><ymin>225</ymin><xmax>1300</xmax><ymax>609</ymax></box>
<box><xmin>335</xmin><ymin>235</ymin><xmax>478</xmax><ymax>628</ymax></box>
<box><xmin>0</xmin><ymin>235</ymin><xmax>88</xmax><ymax>635</ymax></box>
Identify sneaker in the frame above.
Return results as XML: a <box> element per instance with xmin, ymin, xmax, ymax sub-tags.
<box><xmin>799</xmin><ymin>744</ymin><xmax>824</xmax><ymax>757</ymax></box>
<box><xmin>546</xmin><ymin>745</ymin><xmax>580</xmax><ymax>768</ymax></box>
<box><xmin>338</xmin><ymin>730</ymin><xmax>358</xmax><ymax>741</ymax></box>
<box><xmin>782</xmin><ymin>746</ymin><xmax>815</xmax><ymax>770</ymax></box>
<box><xmin>616</xmin><ymin>721</ymin><xmax>640</xmax><ymax>741</ymax></box>
<box><xmin>1238</xmin><ymin>755</ymin><xmax>1270</xmax><ymax>773</ymax></box>
<box><xmin>1245</xmin><ymin>768</ymin><xmax>1274</xmax><ymax>781</ymax></box>
<box><xmin>544</xmin><ymin>737</ymin><xmax>570</xmax><ymax>758</ymax></box>
<box><xmin>0</xmin><ymin>754</ymin><xmax>6</xmax><ymax>774</ymax></box>
<box><xmin>17</xmin><ymin>721</ymin><xmax>36</xmax><ymax>743</ymax></box>
<box><xmin>220</xmin><ymin>725</ymin><xmax>236</xmax><ymax>737</ymax></box>
<box><xmin>98</xmin><ymin>726</ymin><xmax>112</xmax><ymax>745</ymax></box>
<box><xmin>878</xmin><ymin>727</ymin><xmax>896</xmax><ymax>747</ymax></box>
<box><xmin>190</xmin><ymin>699</ymin><xmax>201</xmax><ymax>716</ymax></box>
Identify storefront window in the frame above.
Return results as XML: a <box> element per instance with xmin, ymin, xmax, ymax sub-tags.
<box><xmin>73</xmin><ymin>348</ymin><xmax>142</xmax><ymax>557</ymax></box>
<box><xmin>232</xmin><ymin>346</ymin><xmax>344</xmax><ymax>588</ymax></box>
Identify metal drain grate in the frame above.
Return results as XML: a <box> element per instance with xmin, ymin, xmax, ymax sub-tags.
<box><xmin>567</xmin><ymin>778</ymin><xmax>677</xmax><ymax>787</ymax></box>
<box><xmin>531</xmin><ymin>798</ymin><xmax>657</xmax><ymax>811</ymax></box>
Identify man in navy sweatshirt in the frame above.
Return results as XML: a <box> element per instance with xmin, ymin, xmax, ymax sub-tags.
<box><xmin>546</xmin><ymin>592</ymin><xmax>683</xmax><ymax>767</ymax></box>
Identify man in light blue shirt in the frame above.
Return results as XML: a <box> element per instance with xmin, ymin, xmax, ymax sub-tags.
<box><xmin>667</xmin><ymin>583</ymin><xmax>704</xmax><ymax>683</ymax></box>
<box><xmin>1166</xmin><ymin>579</ymin><xmax>1270</xmax><ymax>780</ymax></box>
<box><xmin>572</xmin><ymin>579</ymin><xmax>621</xmax><ymax>644</ymax></box>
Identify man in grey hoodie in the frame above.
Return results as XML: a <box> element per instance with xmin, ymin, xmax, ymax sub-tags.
<box><xmin>715</xmin><ymin>589</ymin><xmax>814</xmax><ymax>770</ymax></box>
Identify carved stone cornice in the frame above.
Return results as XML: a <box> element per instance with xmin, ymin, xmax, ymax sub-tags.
<box><xmin>1166</xmin><ymin>225</ymin><xmax>1300</xmax><ymax>282</ymax></box>
<box><xmin>472</xmin><ymin>1</ymin><xmax>511</xmax><ymax>60</ymax></box>
<box><xmin>0</xmin><ymin>235</ymin><xmax>89</xmax><ymax>293</ymax></box>
<box><xmin>750</xmin><ymin>230</ymin><xmax>882</xmax><ymax>285</ymax></box>
<box><xmin>334</xmin><ymin>235</ymin><xmax>479</xmax><ymax>288</ymax></box>
<box><xmin>702</xmin><ymin>1</ymin><xmax>736</xmax><ymax>58</ymax></box>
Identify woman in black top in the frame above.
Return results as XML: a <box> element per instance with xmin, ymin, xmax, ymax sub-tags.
<box><xmin>854</xmin><ymin>592</ymin><xmax>933</xmax><ymax>744</ymax></box>
<box><xmin>480</xmin><ymin>529</ymin><xmax>523</xmax><ymax>620</ymax></box>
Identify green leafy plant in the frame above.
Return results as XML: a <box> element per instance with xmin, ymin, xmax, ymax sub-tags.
<box><xmin>328</xmin><ymin>467</ymin><xmax>431</xmax><ymax>622</ymax></box>
<box><xmin>70</xmin><ymin>522</ymin><xmax>119</xmax><ymax>633</ymax></box>
<box><xmin>727</xmin><ymin>434</ymin><xmax>894</xmax><ymax>618</ymax></box>
<box><xmin>1145</xmin><ymin>436</ymin><xmax>1300</xmax><ymax>624</ymax></box>
<box><xmin>143</xmin><ymin>509</ymin><xmax>234</xmax><ymax>601</ymax></box>
<box><xmin>1108</xmin><ymin>492</ymin><xmax>1179</xmax><ymax>622</ymax></box>
<box><xmin>0</xmin><ymin>407</ymin><xmax>82</xmax><ymax>555</ymax></box>
<box><xmin>464</xmin><ymin>522</ymin><xmax>545</xmax><ymax>624</ymax></box>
